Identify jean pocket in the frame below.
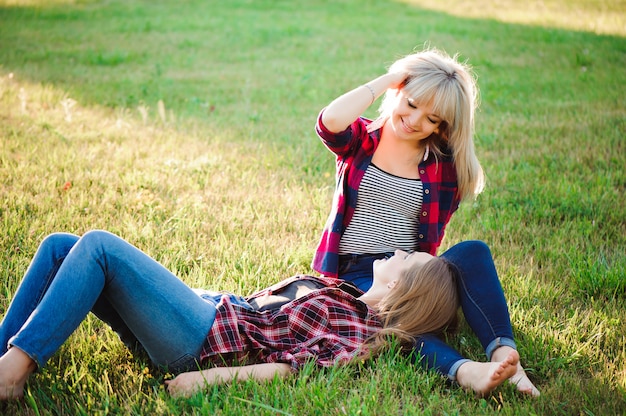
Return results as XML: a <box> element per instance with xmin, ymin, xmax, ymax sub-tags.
<box><xmin>338</xmin><ymin>258</ymin><xmax>355</xmax><ymax>275</ymax></box>
<box><xmin>166</xmin><ymin>354</ymin><xmax>201</xmax><ymax>374</ymax></box>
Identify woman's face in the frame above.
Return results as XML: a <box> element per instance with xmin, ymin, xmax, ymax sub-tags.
<box><xmin>372</xmin><ymin>250</ymin><xmax>434</xmax><ymax>287</ymax></box>
<box><xmin>387</xmin><ymin>91</ymin><xmax>443</xmax><ymax>142</ymax></box>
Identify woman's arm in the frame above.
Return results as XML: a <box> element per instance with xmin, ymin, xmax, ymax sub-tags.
<box><xmin>165</xmin><ymin>363</ymin><xmax>291</xmax><ymax>397</ymax></box>
<box><xmin>321</xmin><ymin>72</ymin><xmax>406</xmax><ymax>133</ymax></box>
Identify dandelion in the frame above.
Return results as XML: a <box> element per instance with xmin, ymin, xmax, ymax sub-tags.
<box><xmin>142</xmin><ymin>367</ymin><xmax>154</xmax><ymax>379</ymax></box>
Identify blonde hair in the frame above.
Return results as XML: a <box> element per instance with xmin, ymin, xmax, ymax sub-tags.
<box><xmin>362</xmin><ymin>257</ymin><xmax>460</xmax><ymax>359</ymax></box>
<box><xmin>380</xmin><ymin>47</ymin><xmax>485</xmax><ymax>200</ymax></box>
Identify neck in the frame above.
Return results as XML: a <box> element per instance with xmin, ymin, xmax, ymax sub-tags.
<box><xmin>379</xmin><ymin>123</ymin><xmax>425</xmax><ymax>164</ymax></box>
<box><xmin>358</xmin><ymin>283</ymin><xmax>388</xmax><ymax>309</ymax></box>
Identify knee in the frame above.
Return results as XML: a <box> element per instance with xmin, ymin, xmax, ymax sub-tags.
<box><xmin>78</xmin><ymin>230</ymin><xmax>122</xmax><ymax>250</ymax></box>
<box><xmin>81</xmin><ymin>229</ymin><xmax>112</xmax><ymax>241</ymax></box>
<box><xmin>441</xmin><ymin>240</ymin><xmax>497</xmax><ymax>281</ymax></box>
<box><xmin>456</xmin><ymin>240</ymin><xmax>492</xmax><ymax>258</ymax></box>
<box><xmin>79</xmin><ymin>230</ymin><xmax>136</xmax><ymax>258</ymax></box>
<box><xmin>39</xmin><ymin>232</ymin><xmax>80</xmax><ymax>254</ymax></box>
<box><xmin>441</xmin><ymin>240</ymin><xmax>492</xmax><ymax>263</ymax></box>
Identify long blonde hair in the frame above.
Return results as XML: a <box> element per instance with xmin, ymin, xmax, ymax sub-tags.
<box><xmin>363</xmin><ymin>257</ymin><xmax>460</xmax><ymax>359</ymax></box>
<box><xmin>380</xmin><ymin>47</ymin><xmax>485</xmax><ymax>200</ymax></box>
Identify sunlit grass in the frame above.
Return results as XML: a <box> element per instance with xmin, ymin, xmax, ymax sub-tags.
<box><xmin>399</xmin><ymin>0</ymin><xmax>626</xmax><ymax>36</ymax></box>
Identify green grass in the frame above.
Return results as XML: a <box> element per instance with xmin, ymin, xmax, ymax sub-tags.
<box><xmin>1</xmin><ymin>0</ymin><xmax>625</xmax><ymax>414</ymax></box>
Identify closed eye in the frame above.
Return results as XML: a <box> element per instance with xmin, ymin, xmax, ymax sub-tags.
<box><xmin>407</xmin><ymin>99</ymin><xmax>441</xmax><ymax>124</ymax></box>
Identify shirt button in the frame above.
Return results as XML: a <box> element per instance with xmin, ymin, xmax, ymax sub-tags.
<box><xmin>419</xmin><ymin>234</ymin><xmax>424</xmax><ymax>239</ymax></box>
<box><xmin>424</xmin><ymin>189</ymin><xmax>429</xmax><ymax>194</ymax></box>
<box><xmin>419</xmin><ymin>169</ymin><xmax>425</xmax><ymax>174</ymax></box>
<box><xmin>422</xmin><ymin>211</ymin><xmax>428</xmax><ymax>216</ymax></box>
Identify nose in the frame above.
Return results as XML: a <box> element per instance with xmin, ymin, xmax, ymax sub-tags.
<box><xmin>407</xmin><ymin>108</ymin><xmax>424</xmax><ymax>126</ymax></box>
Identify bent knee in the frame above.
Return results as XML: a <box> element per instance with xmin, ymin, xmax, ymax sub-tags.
<box><xmin>456</xmin><ymin>240</ymin><xmax>491</xmax><ymax>257</ymax></box>
<box><xmin>39</xmin><ymin>232</ymin><xmax>80</xmax><ymax>253</ymax></box>
<box><xmin>72</xmin><ymin>230</ymin><xmax>124</xmax><ymax>254</ymax></box>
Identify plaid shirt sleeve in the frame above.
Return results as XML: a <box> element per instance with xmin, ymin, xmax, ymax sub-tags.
<box><xmin>312</xmin><ymin>109</ymin><xmax>379</xmax><ymax>277</ymax></box>
<box><xmin>315</xmin><ymin>108</ymin><xmax>377</xmax><ymax>157</ymax></box>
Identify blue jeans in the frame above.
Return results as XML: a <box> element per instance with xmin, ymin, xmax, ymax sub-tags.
<box><xmin>339</xmin><ymin>240</ymin><xmax>516</xmax><ymax>380</ymax></box>
<box><xmin>0</xmin><ymin>230</ymin><xmax>218</xmax><ymax>373</ymax></box>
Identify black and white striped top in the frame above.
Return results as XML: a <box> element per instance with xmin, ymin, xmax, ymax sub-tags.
<box><xmin>338</xmin><ymin>164</ymin><xmax>423</xmax><ymax>255</ymax></box>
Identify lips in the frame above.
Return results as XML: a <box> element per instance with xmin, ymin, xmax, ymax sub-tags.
<box><xmin>401</xmin><ymin>117</ymin><xmax>417</xmax><ymax>133</ymax></box>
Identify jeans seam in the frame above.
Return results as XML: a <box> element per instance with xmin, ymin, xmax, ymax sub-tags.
<box><xmin>458</xmin><ymin>274</ymin><xmax>498</xmax><ymax>350</ymax></box>
<box><xmin>26</xmin><ymin>256</ymin><xmax>66</xmax><ymax>321</ymax></box>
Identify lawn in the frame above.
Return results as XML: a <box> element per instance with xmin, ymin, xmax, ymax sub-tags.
<box><xmin>0</xmin><ymin>0</ymin><xmax>625</xmax><ymax>414</ymax></box>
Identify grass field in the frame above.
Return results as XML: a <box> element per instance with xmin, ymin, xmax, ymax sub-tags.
<box><xmin>1</xmin><ymin>0</ymin><xmax>625</xmax><ymax>414</ymax></box>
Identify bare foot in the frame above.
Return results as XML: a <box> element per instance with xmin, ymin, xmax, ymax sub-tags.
<box><xmin>491</xmin><ymin>346</ymin><xmax>540</xmax><ymax>397</ymax></box>
<box><xmin>456</xmin><ymin>349</ymin><xmax>520</xmax><ymax>396</ymax></box>
<box><xmin>509</xmin><ymin>368</ymin><xmax>541</xmax><ymax>397</ymax></box>
<box><xmin>0</xmin><ymin>347</ymin><xmax>37</xmax><ymax>400</ymax></box>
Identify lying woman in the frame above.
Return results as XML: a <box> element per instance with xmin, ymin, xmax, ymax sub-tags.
<box><xmin>0</xmin><ymin>230</ymin><xmax>520</xmax><ymax>399</ymax></box>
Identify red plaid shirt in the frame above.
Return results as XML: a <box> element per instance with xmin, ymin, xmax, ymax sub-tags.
<box><xmin>312</xmin><ymin>109</ymin><xmax>460</xmax><ymax>278</ymax></box>
<box><xmin>200</xmin><ymin>276</ymin><xmax>381</xmax><ymax>372</ymax></box>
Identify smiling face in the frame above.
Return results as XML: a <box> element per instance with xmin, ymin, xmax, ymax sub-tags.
<box><xmin>388</xmin><ymin>92</ymin><xmax>443</xmax><ymax>143</ymax></box>
<box><xmin>372</xmin><ymin>250</ymin><xmax>434</xmax><ymax>288</ymax></box>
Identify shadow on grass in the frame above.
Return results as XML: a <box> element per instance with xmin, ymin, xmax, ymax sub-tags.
<box><xmin>0</xmin><ymin>0</ymin><xmax>624</xmax><ymax>125</ymax></box>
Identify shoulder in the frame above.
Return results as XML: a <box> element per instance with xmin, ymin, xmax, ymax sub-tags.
<box><xmin>423</xmin><ymin>142</ymin><xmax>456</xmax><ymax>171</ymax></box>
<box><xmin>286</xmin><ymin>288</ymin><xmax>357</xmax><ymax>310</ymax></box>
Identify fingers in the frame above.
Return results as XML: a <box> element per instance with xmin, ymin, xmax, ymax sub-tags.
<box><xmin>386</xmin><ymin>72</ymin><xmax>408</xmax><ymax>89</ymax></box>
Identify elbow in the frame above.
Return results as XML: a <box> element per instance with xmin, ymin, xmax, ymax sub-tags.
<box><xmin>321</xmin><ymin>110</ymin><xmax>349</xmax><ymax>134</ymax></box>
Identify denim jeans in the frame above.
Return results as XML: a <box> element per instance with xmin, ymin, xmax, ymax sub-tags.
<box><xmin>339</xmin><ymin>240</ymin><xmax>516</xmax><ymax>380</ymax></box>
<box><xmin>0</xmin><ymin>230</ymin><xmax>217</xmax><ymax>373</ymax></box>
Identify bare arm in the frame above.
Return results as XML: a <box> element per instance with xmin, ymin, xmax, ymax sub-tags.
<box><xmin>321</xmin><ymin>72</ymin><xmax>407</xmax><ymax>133</ymax></box>
<box><xmin>165</xmin><ymin>363</ymin><xmax>292</xmax><ymax>397</ymax></box>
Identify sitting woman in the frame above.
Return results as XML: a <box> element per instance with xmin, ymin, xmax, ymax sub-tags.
<box><xmin>0</xmin><ymin>230</ymin><xmax>520</xmax><ymax>399</ymax></box>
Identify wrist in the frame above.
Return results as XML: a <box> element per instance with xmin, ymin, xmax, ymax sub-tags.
<box><xmin>362</xmin><ymin>84</ymin><xmax>376</xmax><ymax>105</ymax></box>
